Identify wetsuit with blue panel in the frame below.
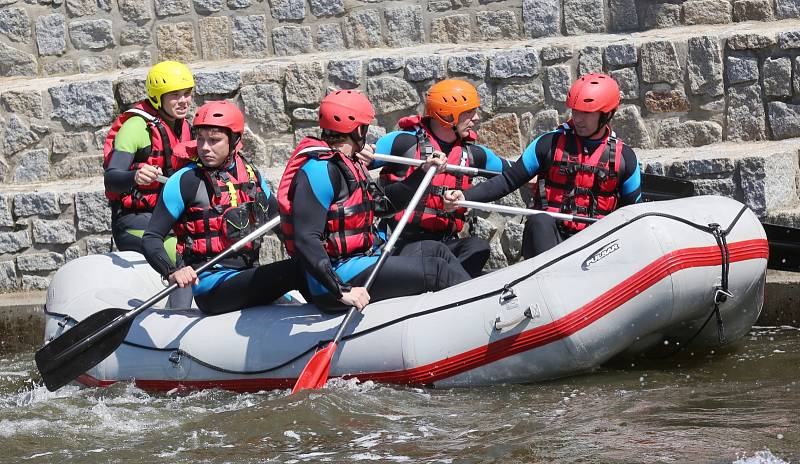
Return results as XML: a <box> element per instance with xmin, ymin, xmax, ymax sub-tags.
<box><xmin>464</xmin><ymin>124</ymin><xmax>641</xmax><ymax>259</ymax></box>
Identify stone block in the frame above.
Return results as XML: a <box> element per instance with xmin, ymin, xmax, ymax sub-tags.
<box><xmin>541</xmin><ymin>45</ymin><xmax>572</xmax><ymax>63</ymax></box>
<box><xmin>778</xmin><ymin>30</ymin><xmax>800</xmax><ymax>49</ymax></box>
<box><xmin>309</xmin><ymin>0</ymin><xmax>342</xmax><ymax>17</ymax></box>
<box><xmin>116</xmin><ymin>78</ymin><xmax>147</xmax><ymax>106</ymax></box>
<box><xmin>448</xmin><ymin>53</ymin><xmax>487</xmax><ymax>79</ymax></box>
<box><xmin>231</xmin><ymin>16</ymin><xmax>267</xmax><ymax>59</ymax></box>
<box><xmin>79</xmin><ymin>56</ymin><xmax>113</xmax><ymax>73</ymax></box>
<box><xmin>726</xmin><ymin>33</ymin><xmax>776</xmax><ymax>50</ymax></box>
<box><xmin>86</xmin><ymin>237</ymin><xmax>113</xmax><ymax>255</ymax></box>
<box><xmin>0</xmin><ymin>42</ymin><xmax>37</xmax><ymax>77</ymax></box>
<box><xmin>668</xmin><ymin>157</ymin><xmax>735</xmax><ymax>177</ymax></box>
<box><xmin>118</xmin><ymin>51</ymin><xmax>151</xmax><ymax>72</ymax></box>
<box><xmin>655</xmin><ymin>119</ymin><xmax>722</xmax><ymax>147</ymax></box>
<box><xmin>564</xmin><ymin>0</ymin><xmax>605</xmax><ymax>34</ymax></box>
<box><xmin>51</xmin><ymin>132</ymin><xmax>91</xmax><ymax>156</ymax></box>
<box><xmin>0</xmin><ymin>195</ymin><xmax>12</xmax><ymax>227</ymax></box>
<box><xmin>578</xmin><ymin>46</ymin><xmax>603</xmax><ymax>75</ymax></box>
<box><xmin>272</xmin><ymin>26</ymin><xmax>313</xmax><ymax>56</ymax></box>
<box><xmin>385</xmin><ymin>5</ymin><xmax>424</xmax><ymax>47</ymax></box>
<box><xmin>725</xmin><ymin>83</ymin><xmax>766</xmax><ymax>141</ymax></box>
<box><xmin>367</xmin><ymin>77</ymin><xmax>420</xmax><ymax>115</ymax></box>
<box><xmin>733</xmin><ymin>0</ymin><xmax>774</xmax><ymax>20</ymax></box>
<box><xmin>35</xmin><ymin>14</ymin><xmax>66</xmax><ymax>56</ymax></box>
<box><xmin>16</xmin><ymin>251</ymin><xmax>65</xmax><ymax>271</ymax></box>
<box><xmin>476</xmin><ymin>10</ymin><xmax>519</xmax><ymax>41</ymax></box>
<box><xmin>763</xmin><ymin>57</ymin><xmax>792</xmax><ymax>97</ymax></box>
<box><xmin>68</xmin><ymin>19</ymin><xmax>114</xmax><ymax>50</ymax></box>
<box><xmin>317</xmin><ymin>23</ymin><xmax>344</xmax><ymax>52</ymax></box>
<box><xmin>0</xmin><ymin>230</ymin><xmax>30</xmax><ymax>254</ymax></box>
<box><xmin>776</xmin><ymin>0</ymin><xmax>800</xmax><ymax>17</ymax></box>
<box><xmin>683</xmin><ymin>0</ymin><xmax>732</xmax><ymax>24</ymax></box>
<box><xmin>644</xmin><ymin>89</ymin><xmax>690</xmax><ymax>113</ymax></box>
<box><xmin>738</xmin><ymin>152</ymin><xmax>798</xmax><ymax>215</ymax></box>
<box><xmin>0</xmin><ymin>7</ymin><xmax>29</xmax><ymax>43</ymax></box>
<box><xmin>13</xmin><ymin>149</ymin><xmax>50</xmax><ymax>183</ymax></box>
<box><xmin>291</xmin><ymin>108</ymin><xmax>318</xmax><ymax>122</ymax></box>
<box><xmin>120</xmin><ymin>27</ymin><xmax>152</xmax><ymax>46</ymax></box>
<box><xmin>240</xmin><ymin>84</ymin><xmax>290</xmax><ymax>133</ymax></box>
<box><xmin>199</xmin><ymin>16</ymin><xmax>230</xmax><ymax>60</ymax></box>
<box><xmin>687</xmin><ymin>36</ymin><xmax>724</xmax><ymax>96</ymax></box>
<box><xmin>75</xmin><ymin>191</ymin><xmax>111</xmax><ymax>233</ymax></box>
<box><xmin>529</xmin><ymin>109</ymin><xmax>560</xmax><ymax>140</ymax></box>
<box><xmin>49</xmin><ymin>80</ymin><xmax>116</xmax><ymax>128</ymax></box>
<box><xmin>726</xmin><ymin>54</ymin><xmax>759</xmax><ymax>84</ymax></box>
<box><xmin>194</xmin><ymin>71</ymin><xmax>241</xmax><ymax>96</ymax></box>
<box><xmin>328</xmin><ymin>59</ymin><xmax>362</xmax><ymax>86</ymax></box>
<box><xmin>154</xmin><ymin>0</ymin><xmax>190</xmax><ymax>16</ymax></box>
<box><xmin>343</xmin><ymin>9</ymin><xmax>382</xmax><ymax>48</ymax></box>
<box><xmin>65</xmin><ymin>0</ymin><xmax>95</xmax><ymax>16</ymax></box>
<box><xmin>496</xmin><ymin>82</ymin><xmax>544</xmax><ymax>108</ymax></box>
<box><xmin>31</xmin><ymin>219</ymin><xmax>75</xmax><ymax>244</ymax></box>
<box><xmin>270</xmin><ymin>0</ymin><xmax>304</xmax><ymax>20</ymax></box>
<box><xmin>768</xmin><ymin>102</ymin><xmax>800</xmax><ymax>139</ymax></box>
<box><xmin>1</xmin><ymin>90</ymin><xmax>43</xmax><ymax>119</ymax></box>
<box><xmin>470</xmin><ymin>215</ymin><xmax>497</xmax><ymax>241</ymax></box>
<box><xmin>611</xmin><ymin>67</ymin><xmax>639</xmax><ymax>100</ymax></box>
<box><xmin>609</xmin><ymin>0</ymin><xmax>639</xmax><ymax>31</ymax></box>
<box><xmin>477</xmin><ymin>83</ymin><xmax>493</xmax><ymax>117</ymax></box>
<box><xmin>640</xmin><ymin>41</ymin><xmax>682</xmax><ymax>84</ymax></box>
<box><xmin>227</xmin><ymin>0</ymin><xmax>250</xmax><ymax>8</ymax></box>
<box><xmin>65</xmin><ymin>245</ymin><xmax>81</xmax><ymax>262</ymax></box>
<box><xmin>479</xmin><ymin>113</ymin><xmax>522</xmax><ymax>159</ymax></box>
<box><xmin>52</xmin><ymin>155</ymin><xmax>103</xmax><ymax>179</ymax></box>
<box><xmin>604</xmin><ymin>44</ymin><xmax>637</xmax><ymax>68</ymax></box>
<box><xmin>643</xmin><ymin>3</ymin><xmax>682</xmax><ymax>28</ymax></box>
<box><xmin>284</xmin><ymin>62</ymin><xmax>325</xmax><ymax>107</ymax></box>
<box><xmin>119</xmin><ymin>0</ymin><xmax>151</xmax><ymax>22</ymax></box>
<box><xmin>22</xmin><ymin>275</ymin><xmax>50</xmax><ymax>291</ymax></box>
<box><xmin>486</xmin><ymin>238</ymin><xmax>509</xmax><ymax>271</ymax></box>
<box><xmin>501</xmin><ymin>220</ymin><xmax>524</xmax><ymax>261</ymax></box>
<box><xmin>613</xmin><ymin>105</ymin><xmax>652</xmax><ymax>148</ymax></box>
<box><xmin>545</xmin><ymin>65</ymin><xmax>571</xmax><ymax>103</ymax></box>
<box><xmin>3</xmin><ymin>115</ymin><xmax>39</xmax><ymax>155</ymax></box>
<box><xmin>523</xmin><ymin>0</ymin><xmax>561</xmax><ymax>38</ymax></box>
<box><xmin>192</xmin><ymin>0</ymin><xmax>222</xmax><ymax>13</ymax></box>
<box><xmin>156</xmin><ymin>22</ymin><xmax>196</xmax><ymax>61</ymax></box>
<box><xmin>404</xmin><ymin>55</ymin><xmax>446</xmax><ymax>82</ymax></box>
<box><xmin>795</xmin><ymin>57</ymin><xmax>800</xmax><ymax>95</ymax></box>
<box><xmin>367</xmin><ymin>57</ymin><xmax>404</xmax><ymax>76</ymax></box>
<box><xmin>241</xmin><ymin>65</ymin><xmax>285</xmax><ymax>86</ymax></box>
<box><xmin>431</xmin><ymin>14</ymin><xmax>471</xmax><ymax>44</ymax></box>
<box><xmin>488</xmin><ymin>49</ymin><xmax>540</xmax><ymax>79</ymax></box>
<box><xmin>0</xmin><ymin>261</ymin><xmax>16</xmax><ymax>293</ymax></box>
<box><xmin>13</xmin><ymin>191</ymin><xmax>59</xmax><ymax>217</ymax></box>
<box><xmin>43</xmin><ymin>59</ymin><xmax>76</xmax><ymax>76</ymax></box>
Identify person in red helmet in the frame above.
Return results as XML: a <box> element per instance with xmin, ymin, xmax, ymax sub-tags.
<box><xmin>142</xmin><ymin>100</ymin><xmax>306</xmax><ymax>314</ymax></box>
<box><xmin>375</xmin><ymin>79</ymin><xmax>513</xmax><ymax>278</ymax></box>
<box><xmin>444</xmin><ymin>73</ymin><xmax>642</xmax><ymax>259</ymax></box>
<box><xmin>278</xmin><ymin>89</ymin><xmax>470</xmax><ymax>311</ymax></box>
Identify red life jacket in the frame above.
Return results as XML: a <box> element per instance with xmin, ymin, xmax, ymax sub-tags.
<box><xmin>103</xmin><ymin>101</ymin><xmax>192</xmax><ymax>212</ymax></box>
<box><xmin>172</xmin><ymin>145</ymin><xmax>270</xmax><ymax>268</ymax></box>
<box><xmin>278</xmin><ymin>137</ymin><xmax>376</xmax><ymax>260</ymax></box>
<box><xmin>534</xmin><ymin>122</ymin><xmax>624</xmax><ymax>232</ymax></box>
<box><xmin>379</xmin><ymin>115</ymin><xmax>475</xmax><ymax>237</ymax></box>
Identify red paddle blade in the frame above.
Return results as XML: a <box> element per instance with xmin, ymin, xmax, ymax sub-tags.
<box><xmin>291</xmin><ymin>342</ymin><xmax>337</xmax><ymax>394</ymax></box>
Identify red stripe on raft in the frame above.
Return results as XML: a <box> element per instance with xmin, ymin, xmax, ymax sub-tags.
<box><xmin>77</xmin><ymin>239</ymin><xmax>768</xmax><ymax>393</ymax></box>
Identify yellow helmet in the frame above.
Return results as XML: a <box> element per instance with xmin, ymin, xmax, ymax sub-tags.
<box><xmin>145</xmin><ymin>61</ymin><xmax>194</xmax><ymax>110</ymax></box>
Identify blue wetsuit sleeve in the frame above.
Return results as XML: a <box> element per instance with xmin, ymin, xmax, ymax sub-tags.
<box><xmin>470</xmin><ymin>144</ymin><xmax>513</xmax><ymax>173</ymax></box>
<box><xmin>618</xmin><ymin>145</ymin><xmax>642</xmax><ymax>206</ymax></box>
<box><xmin>376</xmin><ymin>131</ymin><xmax>418</xmax><ymax>177</ymax></box>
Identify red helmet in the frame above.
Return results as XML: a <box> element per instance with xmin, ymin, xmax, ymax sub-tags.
<box><xmin>566</xmin><ymin>73</ymin><xmax>621</xmax><ymax>113</ymax></box>
<box><xmin>193</xmin><ymin>100</ymin><xmax>245</xmax><ymax>135</ymax></box>
<box><xmin>319</xmin><ymin>89</ymin><xmax>375</xmax><ymax>134</ymax></box>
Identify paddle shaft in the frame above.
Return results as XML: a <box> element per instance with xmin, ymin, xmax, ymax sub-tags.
<box><xmin>47</xmin><ymin>216</ymin><xmax>280</xmax><ymax>367</ymax></box>
<box><xmin>456</xmin><ymin>200</ymin><xmax>598</xmax><ymax>224</ymax></box>
<box><xmin>371</xmin><ymin>153</ymin><xmax>499</xmax><ymax>178</ymax></box>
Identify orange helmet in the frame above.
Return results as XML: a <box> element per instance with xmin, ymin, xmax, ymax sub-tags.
<box><xmin>566</xmin><ymin>73</ymin><xmax>620</xmax><ymax>113</ymax></box>
<box><xmin>425</xmin><ymin>79</ymin><xmax>480</xmax><ymax>128</ymax></box>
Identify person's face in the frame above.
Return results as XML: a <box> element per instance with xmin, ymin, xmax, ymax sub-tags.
<box><xmin>196</xmin><ymin>127</ymin><xmax>230</xmax><ymax>168</ymax></box>
<box><xmin>455</xmin><ymin>109</ymin><xmax>479</xmax><ymax>138</ymax></box>
<box><xmin>571</xmin><ymin>109</ymin><xmax>603</xmax><ymax>137</ymax></box>
<box><xmin>160</xmin><ymin>88</ymin><xmax>193</xmax><ymax>120</ymax></box>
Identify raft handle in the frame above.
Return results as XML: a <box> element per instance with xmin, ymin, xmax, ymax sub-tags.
<box><xmin>168</xmin><ymin>350</ymin><xmax>183</xmax><ymax>367</ymax></box>
<box><xmin>499</xmin><ymin>285</ymin><xmax>517</xmax><ymax>304</ymax></box>
<box><xmin>494</xmin><ymin>306</ymin><xmax>535</xmax><ymax>331</ymax></box>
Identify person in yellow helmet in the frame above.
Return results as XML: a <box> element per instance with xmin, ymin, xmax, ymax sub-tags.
<box><xmin>102</xmin><ymin>60</ymin><xmax>195</xmax><ymax>307</ymax></box>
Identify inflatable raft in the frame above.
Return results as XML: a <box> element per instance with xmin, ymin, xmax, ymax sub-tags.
<box><xmin>42</xmin><ymin>195</ymin><xmax>768</xmax><ymax>392</ymax></box>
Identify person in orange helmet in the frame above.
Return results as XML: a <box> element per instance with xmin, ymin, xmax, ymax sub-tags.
<box><xmin>375</xmin><ymin>79</ymin><xmax>513</xmax><ymax>277</ymax></box>
<box><xmin>445</xmin><ymin>73</ymin><xmax>642</xmax><ymax>259</ymax></box>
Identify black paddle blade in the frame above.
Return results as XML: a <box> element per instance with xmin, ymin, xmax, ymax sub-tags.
<box><xmin>641</xmin><ymin>173</ymin><xmax>695</xmax><ymax>202</ymax></box>
<box><xmin>35</xmin><ymin>307</ymin><xmax>131</xmax><ymax>391</ymax></box>
<box><xmin>763</xmin><ymin>223</ymin><xmax>800</xmax><ymax>272</ymax></box>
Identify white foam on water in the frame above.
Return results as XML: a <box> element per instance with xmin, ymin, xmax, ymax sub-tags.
<box><xmin>351</xmin><ymin>431</ymin><xmax>382</xmax><ymax>448</ymax></box>
<box><xmin>0</xmin><ymin>371</ymin><xmax>28</xmax><ymax>377</ymax></box>
<box><xmin>297</xmin><ymin>451</ymin><xmax>336</xmax><ymax>459</ymax></box>
<box><xmin>25</xmin><ymin>451</ymin><xmax>53</xmax><ymax>459</ymax></box>
<box><xmin>325</xmin><ymin>377</ymin><xmax>377</xmax><ymax>392</ymax></box>
<box><xmin>0</xmin><ymin>418</ymin><xmax>53</xmax><ymax>438</ymax></box>
<box><xmin>732</xmin><ymin>450</ymin><xmax>789</xmax><ymax>464</ymax></box>
<box><xmin>9</xmin><ymin>381</ymin><xmax>82</xmax><ymax>408</ymax></box>
<box><xmin>284</xmin><ymin>430</ymin><xmax>301</xmax><ymax>441</ymax></box>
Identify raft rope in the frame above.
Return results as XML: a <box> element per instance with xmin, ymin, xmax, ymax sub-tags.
<box><xmin>43</xmin><ymin>205</ymin><xmax>751</xmax><ymax>375</ymax></box>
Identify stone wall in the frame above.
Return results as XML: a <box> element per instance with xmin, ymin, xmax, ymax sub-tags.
<box><xmin>3</xmin><ymin>0</ymin><xmax>800</xmax><ymax>78</ymax></box>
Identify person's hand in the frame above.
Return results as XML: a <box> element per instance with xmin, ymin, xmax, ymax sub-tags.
<box><xmin>421</xmin><ymin>150</ymin><xmax>447</xmax><ymax>173</ymax></box>
<box><xmin>339</xmin><ymin>287</ymin><xmax>370</xmax><ymax>311</ymax></box>
<box><xmin>443</xmin><ymin>189</ymin><xmax>465</xmax><ymax>212</ymax></box>
<box><xmin>134</xmin><ymin>164</ymin><xmax>162</xmax><ymax>185</ymax></box>
<box><xmin>168</xmin><ymin>266</ymin><xmax>199</xmax><ymax>288</ymax></box>
<box><xmin>354</xmin><ymin>143</ymin><xmax>376</xmax><ymax>164</ymax></box>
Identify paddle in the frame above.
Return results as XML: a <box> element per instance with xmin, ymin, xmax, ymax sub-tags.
<box><xmin>641</xmin><ymin>173</ymin><xmax>799</xmax><ymax>272</ymax></box>
<box><xmin>371</xmin><ymin>153</ymin><xmax>500</xmax><ymax>178</ymax></box>
<box><xmin>291</xmin><ymin>164</ymin><xmax>440</xmax><ymax>393</ymax></box>
<box><xmin>455</xmin><ymin>200</ymin><xmax>597</xmax><ymax>224</ymax></box>
<box><xmin>36</xmin><ymin>216</ymin><xmax>281</xmax><ymax>392</ymax></box>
